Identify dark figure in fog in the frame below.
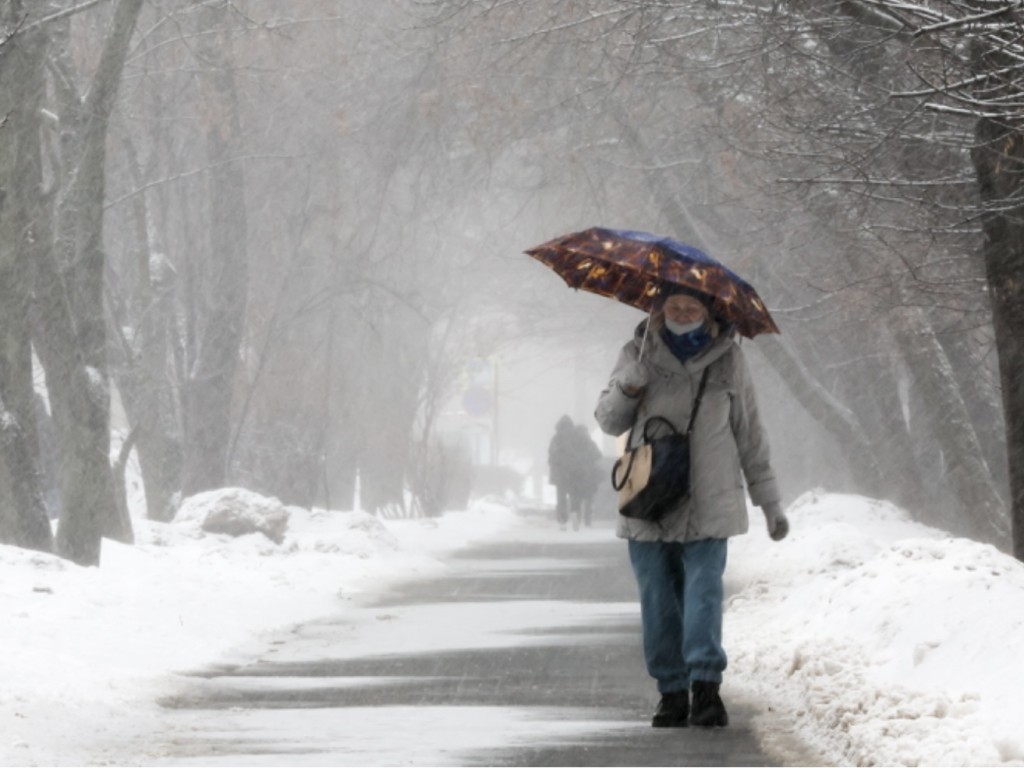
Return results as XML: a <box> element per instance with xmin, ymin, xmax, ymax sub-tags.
<box><xmin>595</xmin><ymin>291</ymin><xmax>789</xmax><ymax>729</ymax></box>
<box><xmin>567</xmin><ymin>424</ymin><xmax>602</xmax><ymax>530</ymax></box>
<box><xmin>547</xmin><ymin>415</ymin><xmax>577</xmax><ymax>529</ymax></box>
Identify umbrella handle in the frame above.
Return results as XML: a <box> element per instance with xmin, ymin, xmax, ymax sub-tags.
<box><xmin>638</xmin><ymin>306</ymin><xmax>653</xmax><ymax>362</ymax></box>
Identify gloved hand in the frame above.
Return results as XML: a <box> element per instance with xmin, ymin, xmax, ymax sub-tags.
<box><xmin>617</xmin><ymin>360</ymin><xmax>649</xmax><ymax>397</ymax></box>
<box><xmin>762</xmin><ymin>502</ymin><xmax>789</xmax><ymax>541</ymax></box>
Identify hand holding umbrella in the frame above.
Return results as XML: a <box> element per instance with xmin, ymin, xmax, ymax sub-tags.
<box><xmin>617</xmin><ymin>360</ymin><xmax>649</xmax><ymax>398</ymax></box>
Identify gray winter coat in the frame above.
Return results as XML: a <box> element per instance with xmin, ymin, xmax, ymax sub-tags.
<box><xmin>594</xmin><ymin>314</ymin><xmax>781</xmax><ymax>543</ymax></box>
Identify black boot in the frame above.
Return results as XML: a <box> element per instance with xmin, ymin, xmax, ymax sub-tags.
<box><xmin>651</xmin><ymin>691</ymin><xmax>689</xmax><ymax>728</ymax></box>
<box><xmin>690</xmin><ymin>681</ymin><xmax>729</xmax><ymax>727</ymax></box>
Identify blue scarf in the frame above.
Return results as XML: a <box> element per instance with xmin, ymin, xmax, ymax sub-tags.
<box><xmin>660</xmin><ymin>324</ymin><xmax>712</xmax><ymax>363</ymax></box>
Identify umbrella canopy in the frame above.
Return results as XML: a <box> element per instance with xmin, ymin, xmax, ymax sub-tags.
<box><xmin>525</xmin><ymin>227</ymin><xmax>779</xmax><ymax>338</ymax></box>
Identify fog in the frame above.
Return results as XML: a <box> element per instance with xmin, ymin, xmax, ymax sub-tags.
<box><xmin>6</xmin><ymin>4</ymin><xmax>1024</xmax><ymax>765</ymax></box>
<box><xmin>0</xmin><ymin>1</ymin><xmax>1015</xmax><ymax>562</ymax></box>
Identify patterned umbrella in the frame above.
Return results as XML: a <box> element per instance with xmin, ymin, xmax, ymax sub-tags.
<box><xmin>525</xmin><ymin>227</ymin><xmax>779</xmax><ymax>338</ymax></box>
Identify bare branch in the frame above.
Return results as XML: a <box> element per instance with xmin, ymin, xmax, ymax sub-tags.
<box><xmin>22</xmin><ymin>0</ymin><xmax>108</xmax><ymax>32</ymax></box>
<box><xmin>912</xmin><ymin>4</ymin><xmax>1017</xmax><ymax>37</ymax></box>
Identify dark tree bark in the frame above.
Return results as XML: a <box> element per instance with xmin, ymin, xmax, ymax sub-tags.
<box><xmin>0</xmin><ymin>392</ymin><xmax>52</xmax><ymax>552</ymax></box>
<box><xmin>0</xmin><ymin>7</ymin><xmax>54</xmax><ymax>553</ymax></box>
<box><xmin>31</xmin><ymin>0</ymin><xmax>143</xmax><ymax>565</ymax></box>
<box><xmin>973</xmin><ymin>117</ymin><xmax>1024</xmax><ymax>560</ymax></box>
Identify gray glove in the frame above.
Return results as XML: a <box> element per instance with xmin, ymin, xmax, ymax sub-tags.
<box><xmin>762</xmin><ymin>502</ymin><xmax>789</xmax><ymax>541</ymax></box>
<box><xmin>617</xmin><ymin>360</ymin><xmax>649</xmax><ymax>397</ymax></box>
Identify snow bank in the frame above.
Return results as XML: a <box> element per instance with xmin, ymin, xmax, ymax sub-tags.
<box><xmin>728</xmin><ymin>491</ymin><xmax>1024</xmax><ymax>767</ymax></box>
<box><xmin>0</xmin><ymin>494</ymin><xmax>522</xmax><ymax>765</ymax></box>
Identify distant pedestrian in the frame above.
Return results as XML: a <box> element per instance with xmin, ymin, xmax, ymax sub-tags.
<box><xmin>547</xmin><ymin>415</ymin><xmax>577</xmax><ymax>529</ymax></box>
<box><xmin>595</xmin><ymin>290</ymin><xmax>788</xmax><ymax>729</ymax></box>
<box><xmin>568</xmin><ymin>424</ymin><xmax>602</xmax><ymax>529</ymax></box>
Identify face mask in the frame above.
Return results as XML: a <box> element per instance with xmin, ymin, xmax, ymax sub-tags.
<box><xmin>661</xmin><ymin>319</ymin><xmax>713</xmax><ymax>362</ymax></box>
<box><xmin>665</xmin><ymin>317</ymin><xmax>704</xmax><ymax>336</ymax></box>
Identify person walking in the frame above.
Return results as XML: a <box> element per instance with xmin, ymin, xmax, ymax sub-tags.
<box><xmin>594</xmin><ymin>290</ymin><xmax>789</xmax><ymax>729</ymax></box>
<box><xmin>569</xmin><ymin>423</ymin><xmax>602</xmax><ymax>529</ymax></box>
<box><xmin>547</xmin><ymin>415</ymin><xmax>577</xmax><ymax>530</ymax></box>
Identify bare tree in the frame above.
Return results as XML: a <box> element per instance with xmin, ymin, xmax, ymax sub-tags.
<box><xmin>6</xmin><ymin>0</ymin><xmax>144</xmax><ymax>565</ymax></box>
<box><xmin>105</xmin><ymin>130</ymin><xmax>181</xmax><ymax>522</ymax></box>
<box><xmin>179</xmin><ymin>3</ymin><xmax>250</xmax><ymax>496</ymax></box>
<box><xmin>0</xmin><ymin>1</ymin><xmax>54</xmax><ymax>552</ymax></box>
<box><xmin>703</xmin><ymin>0</ymin><xmax>1024</xmax><ymax>554</ymax></box>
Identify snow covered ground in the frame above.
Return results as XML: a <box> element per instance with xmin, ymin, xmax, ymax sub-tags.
<box><xmin>728</xmin><ymin>492</ymin><xmax>1024</xmax><ymax>767</ymax></box>
<box><xmin>2</xmin><ymin>489</ymin><xmax>1024</xmax><ymax>766</ymax></box>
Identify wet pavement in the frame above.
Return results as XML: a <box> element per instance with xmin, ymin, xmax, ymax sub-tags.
<box><xmin>145</xmin><ymin>513</ymin><xmax>818</xmax><ymax>766</ymax></box>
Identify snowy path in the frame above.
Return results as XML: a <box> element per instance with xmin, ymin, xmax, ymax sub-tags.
<box><xmin>9</xmin><ymin>494</ymin><xmax>1024</xmax><ymax>765</ymax></box>
<box><xmin>119</xmin><ymin>518</ymin><xmax>816</xmax><ymax>766</ymax></box>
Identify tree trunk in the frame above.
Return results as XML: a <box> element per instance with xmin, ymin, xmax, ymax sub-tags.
<box><xmin>32</xmin><ymin>0</ymin><xmax>143</xmax><ymax>565</ymax></box>
<box><xmin>0</xmin><ymin>11</ymin><xmax>54</xmax><ymax>552</ymax></box>
<box><xmin>755</xmin><ymin>336</ymin><xmax>889</xmax><ymax>493</ymax></box>
<box><xmin>937</xmin><ymin>328</ymin><xmax>1009</xmax><ymax>499</ymax></box>
<box><xmin>357</xmin><ymin>331</ymin><xmax>414</xmax><ymax>516</ymax></box>
<box><xmin>0</xmin><ymin>393</ymin><xmax>52</xmax><ymax>551</ymax></box>
<box><xmin>108</xmin><ymin>135</ymin><xmax>181</xmax><ymax>522</ymax></box>
<box><xmin>181</xmin><ymin>21</ymin><xmax>249</xmax><ymax>496</ymax></box>
<box><xmin>972</xmin><ymin>117</ymin><xmax>1024</xmax><ymax>561</ymax></box>
<box><xmin>893</xmin><ymin>306</ymin><xmax>1009</xmax><ymax>545</ymax></box>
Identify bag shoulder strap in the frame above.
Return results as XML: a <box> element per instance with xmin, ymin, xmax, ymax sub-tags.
<box><xmin>613</xmin><ymin>365</ymin><xmax>712</xmax><ymax>490</ymax></box>
<box><xmin>685</xmin><ymin>367</ymin><xmax>711</xmax><ymax>435</ymax></box>
<box><xmin>642</xmin><ymin>415</ymin><xmax>679</xmax><ymax>442</ymax></box>
<box><xmin>629</xmin><ymin>366</ymin><xmax>712</xmax><ymax>445</ymax></box>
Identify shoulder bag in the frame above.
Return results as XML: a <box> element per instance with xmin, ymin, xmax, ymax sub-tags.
<box><xmin>610</xmin><ymin>367</ymin><xmax>711</xmax><ymax>522</ymax></box>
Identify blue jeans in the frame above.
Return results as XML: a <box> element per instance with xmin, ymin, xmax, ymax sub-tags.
<box><xmin>627</xmin><ymin>538</ymin><xmax>728</xmax><ymax>693</ymax></box>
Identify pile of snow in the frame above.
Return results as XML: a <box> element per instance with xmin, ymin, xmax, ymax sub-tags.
<box><xmin>174</xmin><ymin>487</ymin><xmax>290</xmax><ymax>543</ymax></box>
<box><xmin>728</xmin><ymin>491</ymin><xmax>1024</xmax><ymax>766</ymax></box>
